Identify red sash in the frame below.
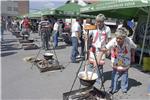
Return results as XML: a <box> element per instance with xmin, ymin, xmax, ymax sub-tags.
<box><xmin>92</xmin><ymin>31</ymin><xmax>99</xmax><ymax>43</ymax></box>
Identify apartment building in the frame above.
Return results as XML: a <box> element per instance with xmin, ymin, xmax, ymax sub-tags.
<box><xmin>1</xmin><ymin>0</ymin><xmax>29</xmax><ymax>17</ymax></box>
<box><xmin>18</xmin><ymin>0</ymin><xmax>29</xmax><ymax>16</ymax></box>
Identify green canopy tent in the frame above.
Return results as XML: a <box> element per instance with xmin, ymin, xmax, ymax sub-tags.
<box><xmin>18</xmin><ymin>11</ymin><xmax>42</xmax><ymax>19</ymax></box>
<box><xmin>41</xmin><ymin>9</ymin><xmax>56</xmax><ymax>16</ymax></box>
<box><xmin>38</xmin><ymin>8</ymin><xmax>78</xmax><ymax>19</ymax></box>
<box><xmin>18</xmin><ymin>13</ymin><xmax>29</xmax><ymax>19</ymax></box>
<box><xmin>56</xmin><ymin>3</ymin><xmax>95</xmax><ymax>18</ymax></box>
<box><xmin>56</xmin><ymin>3</ymin><xmax>81</xmax><ymax>18</ymax></box>
<box><xmin>28</xmin><ymin>11</ymin><xmax>42</xmax><ymax>18</ymax></box>
<box><xmin>27</xmin><ymin>9</ymin><xmax>63</xmax><ymax>18</ymax></box>
<box><xmin>16</xmin><ymin>15</ymin><xmax>24</xmax><ymax>19</ymax></box>
<box><xmin>41</xmin><ymin>9</ymin><xmax>63</xmax><ymax>17</ymax></box>
<box><xmin>28</xmin><ymin>9</ymin><xmax>65</xmax><ymax>19</ymax></box>
<box><xmin>41</xmin><ymin>9</ymin><xmax>75</xmax><ymax>18</ymax></box>
<box><xmin>80</xmin><ymin>0</ymin><xmax>150</xmax><ymax>65</ymax></box>
<box><xmin>80</xmin><ymin>0</ymin><xmax>150</xmax><ymax>20</ymax></box>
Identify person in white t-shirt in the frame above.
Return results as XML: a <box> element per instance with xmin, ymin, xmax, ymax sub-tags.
<box><xmin>97</xmin><ymin>27</ymin><xmax>137</xmax><ymax>94</ymax></box>
<box><xmin>70</xmin><ymin>18</ymin><xmax>82</xmax><ymax>63</ymax></box>
<box><xmin>53</xmin><ymin>20</ymin><xmax>59</xmax><ymax>48</ymax></box>
<box><xmin>117</xmin><ymin>20</ymin><xmax>133</xmax><ymax>37</ymax></box>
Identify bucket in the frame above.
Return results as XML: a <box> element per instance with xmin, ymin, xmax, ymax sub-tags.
<box><xmin>143</xmin><ymin>57</ymin><xmax>150</xmax><ymax>71</ymax></box>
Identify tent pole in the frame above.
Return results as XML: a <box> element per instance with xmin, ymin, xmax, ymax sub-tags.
<box><xmin>139</xmin><ymin>8</ymin><xmax>150</xmax><ymax>65</ymax></box>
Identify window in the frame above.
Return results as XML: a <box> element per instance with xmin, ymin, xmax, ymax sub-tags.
<box><xmin>7</xmin><ymin>7</ymin><xmax>12</xmax><ymax>11</ymax></box>
<box><xmin>13</xmin><ymin>7</ymin><xmax>18</xmax><ymax>11</ymax></box>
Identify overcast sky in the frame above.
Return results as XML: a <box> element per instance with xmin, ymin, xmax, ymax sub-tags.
<box><xmin>29</xmin><ymin>0</ymin><xmax>68</xmax><ymax>12</ymax></box>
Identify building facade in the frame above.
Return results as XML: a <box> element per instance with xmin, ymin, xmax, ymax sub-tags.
<box><xmin>18</xmin><ymin>0</ymin><xmax>29</xmax><ymax>16</ymax></box>
<box><xmin>1</xmin><ymin>0</ymin><xmax>29</xmax><ymax>17</ymax></box>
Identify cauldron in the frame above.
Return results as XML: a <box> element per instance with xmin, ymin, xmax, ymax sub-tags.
<box><xmin>43</xmin><ymin>53</ymin><xmax>53</xmax><ymax>60</ymax></box>
<box><xmin>78</xmin><ymin>71</ymin><xmax>98</xmax><ymax>87</ymax></box>
<box><xmin>28</xmin><ymin>39</ymin><xmax>34</xmax><ymax>42</ymax></box>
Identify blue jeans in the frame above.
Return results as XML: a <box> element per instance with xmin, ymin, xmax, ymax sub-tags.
<box><xmin>86</xmin><ymin>64</ymin><xmax>104</xmax><ymax>89</ymax></box>
<box><xmin>111</xmin><ymin>69</ymin><xmax>128</xmax><ymax>92</ymax></box>
<box><xmin>53</xmin><ymin>31</ymin><xmax>59</xmax><ymax>48</ymax></box>
<box><xmin>71</xmin><ymin>37</ymin><xmax>79</xmax><ymax>62</ymax></box>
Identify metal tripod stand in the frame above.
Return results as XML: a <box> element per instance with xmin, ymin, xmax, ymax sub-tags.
<box><xmin>64</xmin><ymin>27</ymin><xmax>106</xmax><ymax>100</ymax></box>
<box><xmin>30</xmin><ymin>36</ymin><xmax>63</xmax><ymax>72</ymax></box>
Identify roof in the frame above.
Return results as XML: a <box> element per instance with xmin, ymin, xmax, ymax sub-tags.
<box><xmin>56</xmin><ymin>3</ymin><xmax>82</xmax><ymax>14</ymax></box>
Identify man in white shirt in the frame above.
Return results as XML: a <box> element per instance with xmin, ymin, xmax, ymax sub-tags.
<box><xmin>53</xmin><ymin>20</ymin><xmax>59</xmax><ymax>48</ymax></box>
<box><xmin>71</xmin><ymin>18</ymin><xmax>82</xmax><ymax>63</ymax></box>
<box><xmin>39</xmin><ymin>16</ymin><xmax>51</xmax><ymax>50</ymax></box>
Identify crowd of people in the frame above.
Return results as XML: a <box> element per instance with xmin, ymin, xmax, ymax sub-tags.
<box><xmin>1</xmin><ymin>15</ymin><xmax>69</xmax><ymax>49</ymax></box>
<box><xmin>1</xmin><ymin>13</ymin><xmax>137</xmax><ymax>95</ymax></box>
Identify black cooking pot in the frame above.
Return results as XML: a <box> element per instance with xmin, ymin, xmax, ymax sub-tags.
<box><xmin>29</xmin><ymin>39</ymin><xmax>34</xmax><ymax>42</ymax></box>
<box><xmin>78</xmin><ymin>71</ymin><xmax>98</xmax><ymax>87</ymax></box>
<box><xmin>43</xmin><ymin>53</ymin><xmax>53</xmax><ymax>60</ymax></box>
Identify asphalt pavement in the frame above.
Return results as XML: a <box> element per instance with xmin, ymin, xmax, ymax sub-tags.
<box><xmin>1</xmin><ymin>31</ymin><xmax>150</xmax><ymax>100</ymax></box>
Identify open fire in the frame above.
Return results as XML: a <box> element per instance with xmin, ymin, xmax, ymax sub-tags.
<box><xmin>63</xmin><ymin>87</ymin><xmax>112</xmax><ymax>100</ymax></box>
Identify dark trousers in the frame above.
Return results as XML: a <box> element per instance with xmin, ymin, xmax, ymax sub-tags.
<box><xmin>80</xmin><ymin>37</ymin><xmax>85</xmax><ymax>56</ymax></box>
<box><xmin>41</xmin><ymin>31</ymin><xmax>49</xmax><ymax>50</ymax></box>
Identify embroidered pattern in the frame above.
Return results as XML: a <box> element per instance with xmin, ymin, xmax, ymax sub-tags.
<box><xmin>111</xmin><ymin>45</ymin><xmax>130</xmax><ymax>66</ymax></box>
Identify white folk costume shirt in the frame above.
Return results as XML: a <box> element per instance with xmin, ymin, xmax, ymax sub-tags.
<box><xmin>105</xmin><ymin>37</ymin><xmax>137</xmax><ymax>67</ymax></box>
<box><xmin>89</xmin><ymin>25</ymin><xmax>111</xmax><ymax>62</ymax></box>
<box><xmin>71</xmin><ymin>21</ymin><xmax>81</xmax><ymax>37</ymax></box>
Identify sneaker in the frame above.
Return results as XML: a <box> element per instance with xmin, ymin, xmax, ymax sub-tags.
<box><xmin>109</xmin><ymin>90</ymin><xmax>118</xmax><ymax>94</ymax></box>
<box><xmin>122</xmin><ymin>91</ymin><xmax>127</xmax><ymax>94</ymax></box>
<box><xmin>76</xmin><ymin>55</ymin><xmax>81</xmax><ymax>59</ymax></box>
<box><xmin>71</xmin><ymin>61</ymin><xmax>79</xmax><ymax>63</ymax></box>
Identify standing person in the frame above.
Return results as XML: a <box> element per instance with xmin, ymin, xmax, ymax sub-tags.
<box><xmin>97</xmin><ymin>27</ymin><xmax>137</xmax><ymax>94</ymax></box>
<box><xmin>12</xmin><ymin>18</ymin><xmax>19</xmax><ymax>33</ymax></box>
<box><xmin>1</xmin><ymin>16</ymin><xmax>6</xmax><ymax>41</ymax></box>
<box><xmin>70</xmin><ymin>17</ymin><xmax>82</xmax><ymax>63</ymax></box>
<box><xmin>21</xmin><ymin>16</ymin><xmax>31</xmax><ymax>39</ymax></box>
<box><xmin>53</xmin><ymin>20</ymin><xmax>59</xmax><ymax>48</ymax></box>
<box><xmin>87</xmin><ymin>13</ymin><xmax>111</xmax><ymax>89</ymax></box>
<box><xmin>58</xmin><ymin>19</ymin><xmax>64</xmax><ymax>37</ymax></box>
<box><xmin>38</xmin><ymin>16</ymin><xmax>51</xmax><ymax>50</ymax></box>
<box><xmin>118</xmin><ymin>20</ymin><xmax>133</xmax><ymax>37</ymax></box>
<box><xmin>6</xmin><ymin>16</ymin><xmax>12</xmax><ymax>31</ymax></box>
<box><xmin>79</xmin><ymin>18</ymin><xmax>85</xmax><ymax>58</ymax></box>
